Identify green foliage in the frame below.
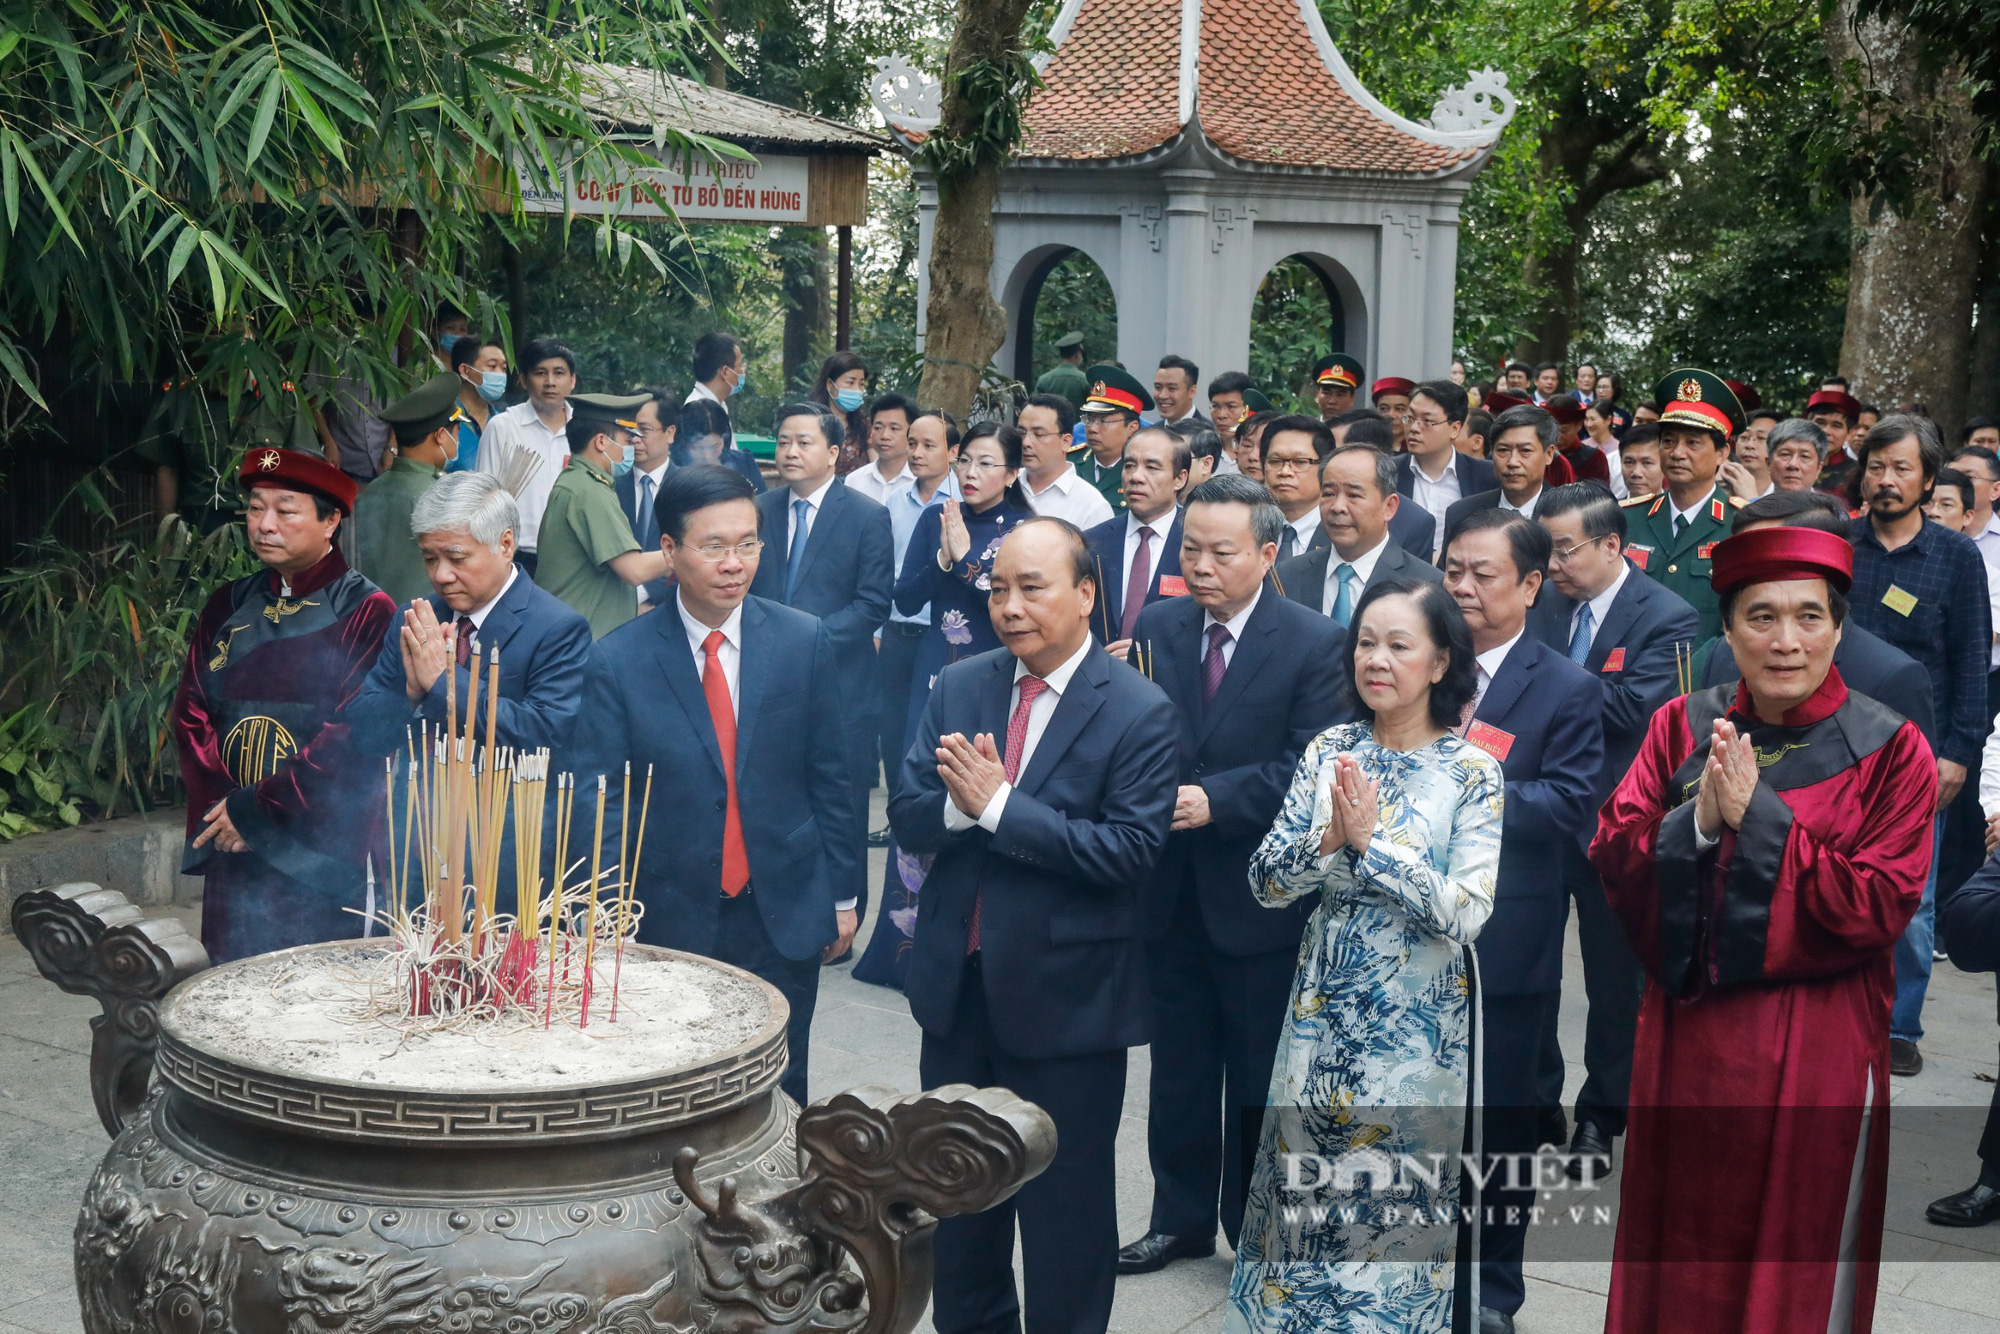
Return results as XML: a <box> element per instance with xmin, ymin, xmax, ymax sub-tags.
<box><xmin>0</xmin><ymin>0</ymin><xmax>710</xmax><ymax>456</ymax></box>
<box><xmin>1248</xmin><ymin>260</ymin><xmax>1338</xmax><ymax>412</ymax></box>
<box><xmin>1027</xmin><ymin>252</ymin><xmax>1118</xmax><ymax>383</ymax></box>
<box><xmin>0</xmin><ymin>515</ymin><xmax>256</xmax><ymax>837</ymax></box>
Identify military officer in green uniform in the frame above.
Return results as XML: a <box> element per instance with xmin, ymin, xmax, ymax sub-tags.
<box><xmin>534</xmin><ymin>392</ymin><xmax>673</xmax><ymax>639</ymax></box>
<box><xmin>1034</xmin><ymin>330</ymin><xmax>1091</xmax><ymax>411</ymax></box>
<box><xmin>1619</xmin><ymin>368</ymin><xmax>1748</xmax><ymax>641</ymax></box>
<box><xmin>353</xmin><ymin>372</ymin><xmax>462</xmax><ymax>604</ymax></box>
<box><xmin>1313</xmin><ymin>353</ymin><xmax>1364</xmax><ymax>420</ymax></box>
<box><xmin>1070</xmin><ymin>363</ymin><xmax>1152</xmax><ymax>513</ymax></box>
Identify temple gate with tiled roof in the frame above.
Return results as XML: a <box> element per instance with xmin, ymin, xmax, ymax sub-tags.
<box><xmin>870</xmin><ymin>0</ymin><xmax>1515</xmax><ymax>393</ymax></box>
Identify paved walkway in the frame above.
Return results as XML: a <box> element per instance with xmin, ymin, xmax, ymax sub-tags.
<box><xmin>3</xmin><ymin>804</ymin><xmax>1998</xmax><ymax>1332</ymax></box>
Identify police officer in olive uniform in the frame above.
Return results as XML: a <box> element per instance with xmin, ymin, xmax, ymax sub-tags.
<box><xmin>1071</xmin><ymin>364</ymin><xmax>1154</xmax><ymax>513</ymax></box>
<box><xmin>1036</xmin><ymin>331</ymin><xmax>1091</xmax><ymax>412</ymax></box>
<box><xmin>1313</xmin><ymin>354</ymin><xmax>1364</xmax><ymax>420</ymax></box>
<box><xmin>353</xmin><ymin>372</ymin><xmax>463</xmax><ymax>604</ymax></box>
<box><xmin>1618</xmin><ymin>368</ymin><xmax>1747</xmax><ymax>642</ymax></box>
<box><xmin>534</xmin><ymin>392</ymin><xmax>673</xmax><ymax>639</ymax></box>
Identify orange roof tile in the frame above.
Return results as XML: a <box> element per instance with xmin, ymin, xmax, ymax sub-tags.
<box><xmin>1019</xmin><ymin>0</ymin><xmax>1184</xmax><ymax>161</ymax></box>
<box><xmin>1016</xmin><ymin>0</ymin><xmax>1481</xmax><ymax>174</ymax></box>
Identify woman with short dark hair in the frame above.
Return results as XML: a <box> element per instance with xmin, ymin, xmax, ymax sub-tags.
<box><xmin>1230</xmin><ymin>576</ymin><xmax>1503</xmax><ymax>1331</ymax></box>
<box><xmin>809</xmin><ymin>351</ymin><xmax>871</xmax><ymax>475</ymax></box>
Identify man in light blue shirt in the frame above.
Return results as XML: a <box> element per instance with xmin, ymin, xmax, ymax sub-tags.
<box><xmin>877</xmin><ymin>409</ymin><xmax>963</xmax><ymax>810</ymax></box>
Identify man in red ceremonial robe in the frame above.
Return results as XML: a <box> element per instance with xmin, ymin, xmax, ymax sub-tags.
<box><xmin>1589</xmin><ymin>525</ymin><xmax>1934</xmax><ymax>1333</ymax></box>
<box><xmin>172</xmin><ymin>448</ymin><xmax>398</xmax><ymax>963</ymax></box>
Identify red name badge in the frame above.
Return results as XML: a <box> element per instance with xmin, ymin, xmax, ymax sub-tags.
<box><xmin>1465</xmin><ymin>720</ymin><xmax>1515</xmax><ymax>762</ymax></box>
<box><xmin>1601</xmin><ymin>647</ymin><xmax>1626</xmax><ymax>673</ymax></box>
<box><xmin>1627</xmin><ymin>547</ymin><xmax>1650</xmax><ymax>570</ymax></box>
<box><xmin>1157</xmin><ymin>574</ymin><xmax>1189</xmax><ymax>597</ymax></box>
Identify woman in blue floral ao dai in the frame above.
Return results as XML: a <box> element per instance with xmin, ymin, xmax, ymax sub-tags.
<box><xmin>1229</xmin><ymin>576</ymin><xmax>1504</xmax><ymax>1333</ymax></box>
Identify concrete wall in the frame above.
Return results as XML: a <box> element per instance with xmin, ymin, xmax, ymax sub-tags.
<box><xmin>0</xmin><ymin>810</ymin><xmax>201</xmax><ymax>934</ymax></box>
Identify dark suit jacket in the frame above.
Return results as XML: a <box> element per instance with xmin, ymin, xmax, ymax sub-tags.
<box><xmin>1274</xmin><ymin>536</ymin><xmax>1444</xmax><ymax>617</ymax></box>
<box><xmin>1943</xmin><ymin>851</ymin><xmax>2000</xmax><ymax>974</ymax></box>
<box><xmin>721</xmin><ymin>448</ymin><xmax>767</xmax><ymax>493</ymax></box>
<box><xmin>613</xmin><ymin>467</ymin><xmax>671</xmax><ymax>605</ymax></box>
<box><xmin>1129</xmin><ymin>591</ymin><xmax>1350</xmax><ymax>955</ymax></box>
<box><xmin>566</xmin><ymin>596</ymin><xmax>859</xmax><ymax>959</ymax></box>
<box><xmin>748</xmin><ymin>478</ymin><xmax>894</xmax><ymax>771</ymax></box>
<box><xmin>1084</xmin><ymin>510</ymin><xmax>1185</xmax><ymax>641</ymax></box>
<box><xmin>1396</xmin><ymin>451</ymin><xmax>1499</xmax><ymax>508</ymax></box>
<box><xmin>1470</xmin><ymin>637</ymin><xmax>1605</xmax><ymax>994</ymax></box>
<box><xmin>1309</xmin><ymin>505</ymin><xmax>1433</xmax><ymax>561</ymax></box>
<box><xmin>344</xmin><ymin>565</ymin><xmax>593</xmax><ymax>757</ymax></box>
<box><xmin>888</xmin><ymin>645</ymin><xmax>1179</xmax><ymax>1059</ymax></box>
<box><xmin>1536</xmin><ymin>563</ymin><xmax>1700</xmax><ymax>838</ymax></box>
<box><xmin>1698</xmin><ymin>621</ymin><xmax>1936</xmax><ymax>750</ymax></box>
<box><xmin>1440</xmin><ymin>488</ymin><xmax>1544</xmax><ymax>554</ymax></box>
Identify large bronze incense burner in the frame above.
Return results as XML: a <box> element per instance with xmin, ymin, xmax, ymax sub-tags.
<box><xmin>13</xmin><ymin>882</ymin><xmax>1054</xmax><ymax>1334</ymax></box>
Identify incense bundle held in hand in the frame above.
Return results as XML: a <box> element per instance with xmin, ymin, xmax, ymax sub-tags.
<box><xmin>378</xmin><ymin>640</ymin><xmax>654</xmax><ymax>1033</ymax></box>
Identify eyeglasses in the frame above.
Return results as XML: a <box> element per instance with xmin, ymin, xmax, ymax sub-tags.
<box><xmin>1412</xmin><ymin>414</ymin><xmax>1449</xmax><ymax>430</ymax></box>
<box><xmin>1549</xmin><ymin>533</ymin><xmax>1609</xmax><ymax>563</ymax></box>
<box><xmin>1264</xmin><ymin>455</ymin><xmax>1316</xmax><ymax>473</ymax></box>
<box><xmin>687</xmin><ymin>539</ymin><xmax>765</xmax><ymax>562</ymax></box>
<box><xmin>956</xmin><ymin>457</ymin><xmax>1010</xmax><ymax>473</ymax></box>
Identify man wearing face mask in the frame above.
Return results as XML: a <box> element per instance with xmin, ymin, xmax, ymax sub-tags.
<box><xmin>447</xmin><ymin>336</ymin><xmax>509</xmax><ymax>473</ymax></box>
<box><xmin>688</xmin><ymin>331</ymin><xmax>747</xmax><ymax>417</ymax></box>
<box><xmin>354</xmin><ymin>373</ymin><xmax>464</xmax><ymax>605</ymax></box>
<box><xmin>533</xmin><ymin>393</ymin><xmax>673</xmax><ymax>638</ymax></box>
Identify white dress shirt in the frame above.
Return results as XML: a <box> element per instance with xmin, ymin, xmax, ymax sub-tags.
<box><xmin>1123</xmin><ymin>508</ymin><xmax>1176</xmax><ymax>599</ymax></box>
<box><xmin>433</xmin><ymin>565</ymin><xmax>521</xmax><ymax>660</ymax></box>
<box><xmin>1974</xmin><ymin>513</ymin><xmax>2000</xmax><ymax>566</ymax></box>
<box><xmin>1408</xmin><ymin>454</ymin><xmax>1462</xmax><ymax>554</ymax></box>
<box><xmin>685</xmin><ymin>380</ymin><xmax>729</xmax><ymax>414</ymax></box>
<box><xmin>475</xmin><ymin>401</ymin><xmax>573</xmax><ymax>551</ymax></box>
<box><xmin>1666</xmin><ymin>486</ymin><xmax>1717</xmax><ymax>534</ymax></box>
<box><xmin>1025</xmin><ymin>464</ymin><xmax>1116</xmax><ymax>529</ymax></box>
<box><xmin>1215</xmin><ymin>452</ymin><xmax>1242</xmax><ymax>476</ymax></box>
<box><xmin>943</xmin><ymin>636</ymin><xmax>1095</xmax><ymax>834</ymax></box>
<box><xmin>1321</xmin><ymin>533</ymin><xmax>1391</xmax><ymax>621</ymax></box>
<box><xmin>1472</xmin><ymin>628</ymin><xmax>1525</xmax><ymax>710</ymax></box>
<box><xmin>1570</xmin><ymin>559</ymin><xmax>1631</xmax><ymax>654</ymax></box>
<box><xmin>1280</xmin><ymin>510</ymin><xmax>1320</xmax><ymax>561</ymax></box>
<box><xmin>845</xmin><ymin>459</ymin><xmax>914</xmax><ymax>505</ymax></box>
<box><xmin>679</xmin><ymin>591</ymin><xmax>853</xmax><ymax>910</ymax></box>
<box><xmin>1202</xmin><ymin>585</ymin><xmax>1264</xmax><ymax>670</ymax></box>
<box><xmin>1598</xmin><ymin>441</ymin><xmax>1628</xmax><ymax>499</ymax></box>
<box><xmin>1498</xmin><ymin>487</ymin><xmax>1543</xmax><ymax>518</ymax></box>
<box><xmin>632</xmin><ymin>459</ymin><xmax>671</xmax><ymax>607</ymax></box>
<box><xmin>786</xmin><ymin>475</ymin><xmax>839</xmax><ymax>550</ymax></box>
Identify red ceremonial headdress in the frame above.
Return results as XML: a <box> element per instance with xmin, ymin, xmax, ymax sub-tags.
<box><xmin>1482</xmin><ymin>391</ymin><xmax>1531</xmax><ymax>413</ymax></box>
<box><xmin>1543</xmin><ymin>397</ymin><xmax>1585</xmax><ymax>425</ymax></box>
<box><xmin>239</xmin><ymin>447</ymin><xmax>359</xmax><ymax>515</ymax></box>
<box><xmin>1724</xmin><ymin>379</ymin><xmax>1762</xmax><ymax>413</ymax></box>
<box><xmin>1805</xmin><ymin>389</ymin><xmax>1861</xmax><ymax>422</ymax></box>
<box><xmin>1708</xmin><ymin>526</ymin><xmax>1853</xmax><ymax>596</ymax></box>
<box><xmin>1371</xmin><ymin>376</ymin><xmax>1415</xmax><ymax>399</ymax></box>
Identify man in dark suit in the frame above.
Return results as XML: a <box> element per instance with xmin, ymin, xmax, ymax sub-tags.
<box><xmin>889</xmin><ymin>516</ymin><xmax>1177</xmax><ymax>1334</ymax></box>
<box><xmin>1533</xmin><ymin>481</ymin><xmax>1700</xmax><ymax>1172</ymax></box>
<box><xmin>1113</xmin><ymin>474</ymin><xmax>1349</xmax><ymax>1279</ymax></box>
<box><xmin>567</xmin><ymin>465</ymin><xmax>858</xmax><ymax>1106</ymax></box>
<box><xmin>1083</xmin><ymin>425</ymin><xmax>1188</xmax><ymax>651</ymax></box>
<box><xmin>749</xmin><ymin>403</ymin><xmax>893</xmax><ymax>927</ymax></box>
<box><xmin>1443</xmin><ymin>511</ymin><xmax>1605</xmax><ymax>1334</ymax></box>
<box><xmin>1396</xmin><ymin>379</ymin><xmax>1498</xmax><ymax>559</ymax></box>
<box><xmin>347</xmin><ymin>471</ymin><xmax>593</xmax><ymax>765</ymax></box>
<box><xmin>1333</xmin><ymin>414</ymin><xmax>1435</xmax><ymax>559</ymax></box>
<box><xmin>1698</xmin><ymin>490</ymin><xmax>1937</xmax><ymax>745</ymax></box>
<box><xmin>1278</xmin><ymin>444</ymin><xmax>1442</xmax><ymax>622</ymax></box>
<box><xmin>1929</xmin><ymin>853</ymin><xmax>2000</xmax><ymax>1227</ymax></box>
<box><xmin>1442</xmin><ymin>403</ymin><xmax>1560</xmax><ymax>547</ymax></box>
<box><xmin>615</xmin><ymin>390</ymin><xmax>677</xmax><ymax>609</ymax></box>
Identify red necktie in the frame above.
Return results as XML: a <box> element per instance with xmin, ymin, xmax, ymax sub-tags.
<box><xmin>968</xmin><ymin>675</ymin><xmax>1048</xmax><ymax>954</ymax></box>
<box><xmin>454</xmin><ymin>616</ymin><xmax>474</xmax><ymax>668</ymax></box>
<box><xmin>702</xmin><ymin>631</ymin><xmax>749</xmax><ymax>895</ymax></box>
<box><xmin>1121</xmin><ymin>528</ymin><xmax>1153</xmax><ymax>640</ymax></box>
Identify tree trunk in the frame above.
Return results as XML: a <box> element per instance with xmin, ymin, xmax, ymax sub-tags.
<box><xmin>705</xmin><ymin>0</ymin><xmax>728</xmax><ymax>90</ymax></box>
<box><xmin>1966</xmin><ymin>179</ymin><xmax>1999</xmax><ymax>421</ymax></box>
<box><xmin>1827</xmin><ymin>5</ymin><xmax>1988</xmax><ymax>433</ymax></box>
<box><xmin>779</xmin><ymin>227</ymin><xmax>829</xmax><ymax>393</ymax></box>
<box><xmin>916</xmin><ymin>0</ymin><xmax>1037</xmax><ymax>421</ymax></box>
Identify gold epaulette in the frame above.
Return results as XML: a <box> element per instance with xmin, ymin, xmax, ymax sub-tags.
<box><xmin>1619</xmin><ymin>493</ymin><xmax>1654</xmax><ymax>507</ymax></box>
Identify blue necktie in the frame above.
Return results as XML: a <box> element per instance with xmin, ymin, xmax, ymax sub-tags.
<box><xmin>1332</xmin><ymin>563</ymin><xmax>1356</xmax><ymax>629</ymax></box>
<box><xmin>785</xmin><ymin>497</ymin><xmax>811</xmax><ymax>600</ymax></box>
<box><xmin>637</xmin><ymin>473</ymin><xmax>657</xmax><ymax>548</ymax></box>
<box><xmin>1569</xmin><ymin>602</ymin><xmax>1595</xmax><ymax>665</ymax></box>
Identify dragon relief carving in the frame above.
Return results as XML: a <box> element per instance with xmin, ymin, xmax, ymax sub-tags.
<box><xmin>674</xmin><ymin>1084</ymin><xmax>1055</xmax><ymax>1334</ymax></box>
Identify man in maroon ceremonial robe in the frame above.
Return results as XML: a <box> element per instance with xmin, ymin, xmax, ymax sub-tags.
<box><xmin>1590</xmin><ymin>525</ymin><xmax>1934</xmax><ymax>1334</ymax></box>
<box><xmin>172</xmin><ymin>448</ymin><xmax>397</xmax><ymax>963</ymax></box>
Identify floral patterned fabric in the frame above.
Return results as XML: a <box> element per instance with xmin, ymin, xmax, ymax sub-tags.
<box><xmin>1228</xmin><ymin>723</ymin><xmax>1503</xmax><ymax>1334</ymax></box>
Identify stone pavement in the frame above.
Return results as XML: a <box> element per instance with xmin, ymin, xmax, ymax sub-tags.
<box><xmin>4</xmin><ymin>800</ymin><xmax>1999</xmax><ymax>1333</ymax></box>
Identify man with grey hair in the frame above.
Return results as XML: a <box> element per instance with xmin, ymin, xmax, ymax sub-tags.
<box><xmin>1767</xmin><ymin>417</ymin><xmax>1829</xmax><ymax>493</ymax></box>
<box><xmin>1116</xmin><ymin>472</ymin><xmax>1351</xmax><ymax>1277</ymax></box>
<box><xmin>346</xmin><ymin>471</ymin><xmax>594</xmax><ymax>775</ymax></box>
